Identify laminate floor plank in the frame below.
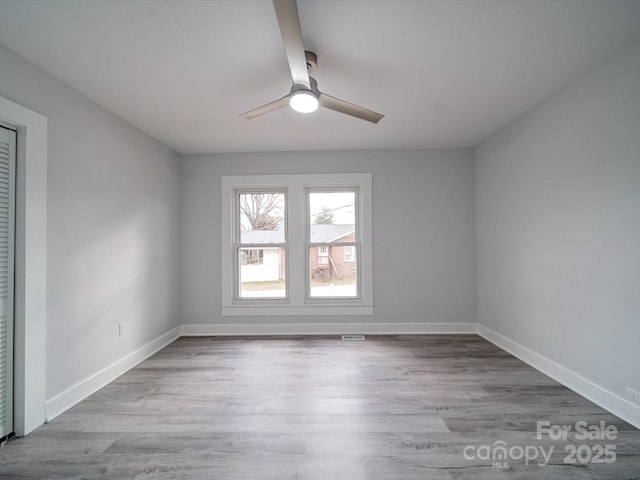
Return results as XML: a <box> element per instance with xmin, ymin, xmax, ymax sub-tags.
<box><xmin>1</xmin><ymin>335</ymin><xmax>638</xmax><ymax>479</ymax></box>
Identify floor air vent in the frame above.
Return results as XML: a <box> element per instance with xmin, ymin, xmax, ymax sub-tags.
<box><xmin>341</xmin><ymin>334</ymin><xmax>365</xmax><ymax>341</ymax></box>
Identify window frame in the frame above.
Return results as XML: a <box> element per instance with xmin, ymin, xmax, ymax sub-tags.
<box><xmin>221</xmin><ymin>173</ymin><xmax>373</xmax><ymax>316</ymax></box>
<box><xmin>233</xmin><ymin>188</ymin><xmax>288</xmax><ymax>302</ymax></box>
<box><xmin>306</xmin><ymin>187</ymin><xmax>360</xmax><ymax>301</ymax></box>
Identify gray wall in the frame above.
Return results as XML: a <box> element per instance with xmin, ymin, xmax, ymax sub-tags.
<box><xmin>0</xmin><ymin>44</ymin><xmax>182</xmax><ymax>400</ymax></box>
<box><xmin>476</xmin><ymin>42</ymin><xmax>640</xmax><ymax>401</ymax></box>
<box><xmin>180</xmin><ymin>149</ymin><xmax>476</xmax><ymax>327</ymax></box>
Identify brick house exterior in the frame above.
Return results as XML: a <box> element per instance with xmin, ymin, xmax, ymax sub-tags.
<box><xmin>308</xmin><ymin>231</ymin><xmax>356</xmax><ymax>281</ymax></box>
<box><xmin>241</xmin><ymin>224</ymin><xmax>355</xmax><ymax>282</ymax></box>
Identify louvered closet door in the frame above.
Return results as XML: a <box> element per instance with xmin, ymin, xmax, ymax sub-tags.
<box><xmin>0</xmin><ymin>126</ymin><xmax>15</xmax><ymax>442</ymax></box>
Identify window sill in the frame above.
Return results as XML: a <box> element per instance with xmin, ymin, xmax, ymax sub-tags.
<box><xmin>221</xmin><ymin>304</ymin><xmax>374</xmax><ymax>317</ymax></box>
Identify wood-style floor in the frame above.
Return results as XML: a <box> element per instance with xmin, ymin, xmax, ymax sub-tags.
<box><xmin>1</xmin><ymin>335</ymin><xmax>639</xmax><ymax>479</ymax></box>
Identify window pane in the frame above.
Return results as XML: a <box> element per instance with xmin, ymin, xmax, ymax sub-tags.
<box><xmin>239</xmin><ymin>192</ymin><xmax>285</xmax><ymax>244</ymax></box>
<box><xmin>308</xmin><ymin>191</ymin><xmax>356</xmax><ymax>244</ymax></box>
<box><xmin>309</xmin><ymin>247</ymin><xmax>357</xmax><ymax>298</ymax></box>
<box><xmin>239</xmin><ymin>248</ymin><xmax>286</xmax><ymax>298</ymax></box>
<box><xmin>344</xmin><ymin>246</ymin><xmax>356</xmax><ymax>263</ymax></box>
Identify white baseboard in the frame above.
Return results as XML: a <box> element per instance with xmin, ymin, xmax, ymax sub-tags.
<box><xmin>45</xmin><ymin>327</ymin><xmax>181</xmax><ymax>422</ymax></box>
<box><xmin>180</xmin><ymin>322</ymin><xmax>477</xmax><ymax>336</ymax></box>
<box><xmin>477</xmin><ymin>323</ymin><xmax>640</xmax><ymax>430</ymax></box>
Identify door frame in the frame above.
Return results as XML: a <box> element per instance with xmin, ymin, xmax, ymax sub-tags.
<box><xmin>0</xmin><ymin>96</ymin><xmax>47</xmax><ymax>437</ymax></box>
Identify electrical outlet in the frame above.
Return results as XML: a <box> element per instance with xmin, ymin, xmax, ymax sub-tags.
<box><xmin>118</xmin><ymin>322</ymin><xmax>126</xmax><ymax>336</ymax></box>
<box><xmin>626</xmin><ymin>386</ymin><xmax>640</xmax><ymax>405</ymax></box>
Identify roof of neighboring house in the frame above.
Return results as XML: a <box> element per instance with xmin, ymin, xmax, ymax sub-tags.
<box><xmin>309</xmin><ymin>224</ymin><xmax>355</xmax><ymax>243</ymax></box>
<box><xmin>241</xmin><ymin>224</ymin><xmax>354</xmax><ymax>244</ymax></box>
<box><xmin>240</xmin><ymin>228</ymin><xmax>284</xmax><ymax>244</ymax></box>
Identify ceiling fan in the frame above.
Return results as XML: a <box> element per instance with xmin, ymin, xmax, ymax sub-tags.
<box><xmin>240</xmin><ymin>0</ymin><xmax>384</xmax><ymax>124</ymax></box>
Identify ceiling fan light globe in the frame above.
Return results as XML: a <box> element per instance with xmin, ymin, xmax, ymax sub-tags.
<box><xmin>289</xmin><ymin>90</ymin><xmax>319</xmax><ymax>113</ymax></box>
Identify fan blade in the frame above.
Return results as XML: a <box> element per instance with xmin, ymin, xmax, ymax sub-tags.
<box><xmin>239</xmin><ymin>95</ymin><xmax>290</xmax><ymax>120</ymax></box>
<box><xmin>273</xmin><ymin>0</ymin><xmax>310</xmax><ymax>88</ymax></box>
<box><xmin>319</xmin><ymin>93</ymin><xmax>384</xmax><ymax>124</ymax></box>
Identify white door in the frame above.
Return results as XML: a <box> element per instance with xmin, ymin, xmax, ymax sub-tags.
<box><xmin>0</xmin><ymin>126</ymin><xmax>15</xmax><ymax>442</ymax></box>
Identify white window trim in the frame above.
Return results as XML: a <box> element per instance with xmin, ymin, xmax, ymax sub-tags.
<box><xmin>305</xmin><ymin>186</ymin><xmax>360</xmax><ymax>301</ymax></box>
<box><xmin>233</xmin><ymin>188</ymin><xmax>288</xmax><ymax>302</ymax></box>
<box><xmin>221</xmin><ymin>173</ymin><xmax>373</xmax><ymax>316</ymax></box>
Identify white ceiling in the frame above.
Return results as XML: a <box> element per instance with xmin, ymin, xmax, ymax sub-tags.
<box><xmin>1</xmin><ymin>0</ymin><xmax>639</xmax><ymax>155</ymax></box>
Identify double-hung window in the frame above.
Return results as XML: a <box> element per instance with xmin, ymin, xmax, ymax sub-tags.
<box><xmin>222</xmin><ymin>173</ymin><xmax>373</xmax><ymax>316</ymax></box>
<box><xmin>235</xmin><ymin>190</ymin><xmax>287</xmax><ymax>300</ymax></box>
<box><xmin>307</xmin><ymin>188</ymin><xmax>359</xmax><ymax>299</ymax></box>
